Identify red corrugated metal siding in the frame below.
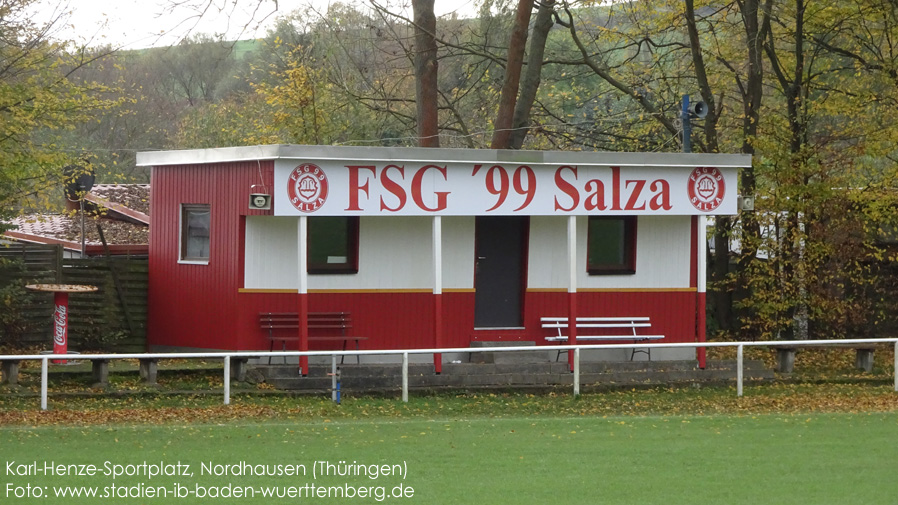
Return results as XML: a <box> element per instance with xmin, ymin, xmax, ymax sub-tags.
<box><xmin>229</xmin><ymin>290</ymin><xmax>693</xmax><ymax>351</ymax></box>
<box><xmin>235</xmin><ymin>292</ymin><xmax>475</xmax><ymax>351</ymax></box>
<box><xmin>523</xmin><ymin>290</ymin><xmax>696</xmax><ymax>344</ymax></box>
<box><xmin>149</xmin><ymin>161</ymin><xmax>274</xmax><ymax>350</ymax></box>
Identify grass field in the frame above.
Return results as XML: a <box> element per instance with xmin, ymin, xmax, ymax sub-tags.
<box><xmin>2</xmin><ymin>351</ymin><xmax>897</xmax><ymax>503</ymax></box>
<box><xmin>3</xmin><ymin>411</ymin><xmax>897</xmax><ymax>504</ymax></box>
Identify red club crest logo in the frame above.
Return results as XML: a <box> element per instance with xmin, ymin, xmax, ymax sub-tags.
<box><xmin>688</xmin><ymin>167</ymin><xmax>726</xmax><ymax>212</ymax></box>
<box><xmin>287</xmin><ymin>163</ymin><xmax>329</xmax><ymax>212</ymax></box>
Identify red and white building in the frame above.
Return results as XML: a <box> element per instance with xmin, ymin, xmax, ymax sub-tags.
<box><xmin>137</xmin><ymin>145</ymin><xmax>748</xmax><ymax>369</ymax></box>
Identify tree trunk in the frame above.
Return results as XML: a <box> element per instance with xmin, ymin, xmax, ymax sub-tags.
<box><xmin>763</xmin><ymin>0</ymin><xmax>808</xmax><ymax>339</ymax></box>
<box><xmin>733</xmin><ymin>0</ymin><xmax>770</xmax><ymax>338</ymax></box>
<box><xmin>686</xmin><ymin>0</ymin><xmax>734</xmax><ymax>332</ymax></box>
<box><xmin>413</xmin><ymin>0</ymin><xmax>440</xmax><ymax>147</ymax></box>
<box><xmin>508</xmin><ymin>0</ymin><xmax>555</xmax><ymax>150</ymax></box>
<box><xmin>712</xmin><ymin>221</ymin><xmax>734</xmax><ymax>331</ymax></box>
<box><xmin>490</xmin><ymin>0</ymin><xmax>533</xmax><ymax>149</ymax></box>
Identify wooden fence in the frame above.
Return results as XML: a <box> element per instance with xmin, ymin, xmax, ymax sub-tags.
<box><xmin>0</xmin><ymin>243</ymin><xmax>147</xmax><ymax>352</ymax></box>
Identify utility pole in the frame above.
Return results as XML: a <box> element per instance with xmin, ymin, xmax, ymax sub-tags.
<box><xmin>681</xmin><ymin>95</ymin><xmax>695</xmax><ymax>153</ymax></box>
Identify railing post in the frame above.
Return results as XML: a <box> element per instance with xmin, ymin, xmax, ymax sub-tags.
<box><xmin>894</xmin><ymin>341</ymin><xmax>897</xmax><ymax>393</ymax></box>
<box><xmin>331</xmin><ymin>355</ymin><xmax>338</xmax><ymax>403</ymax></box>
<box><xmin>41</xmin><ymin>357</ymin><xmax>48</xmax><ymax>411</ymax></box>
<box><xmin>573</xmin><ymin>347</ymin><xmax>580</xmax><ymax>396</ymax></box>
<box><xmin>402</xmin><ymin>352</ymin><xmax>409</xmax><ymax>403</ymax></box>
<box><xmin>737</xmin><ymin>344</ymin><xmax>744</xmax><ymax>397</ymax></box>
<box><xmin>223</xmin><ymin>356</ymin><xmax>231</xmax><ymax>405</ymax></box>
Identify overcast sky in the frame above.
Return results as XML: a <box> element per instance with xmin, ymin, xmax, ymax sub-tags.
<box><xmin>33</xmin><ymin>0</ymin><xmax>480</xmax><ymax>49</ymax></box>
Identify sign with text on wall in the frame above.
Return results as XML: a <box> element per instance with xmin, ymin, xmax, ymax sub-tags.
<box><xmin>273</xmin><ymin>158</ymin><xmax>740</xmax><ymax>217</ymax></box>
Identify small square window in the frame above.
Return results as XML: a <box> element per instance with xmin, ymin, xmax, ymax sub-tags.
<box><xmin>308</xmin><ymin>216</ymin><xmax>359</xmax><ymax>274</ymax></box>
<box><xmin>181</xmin><ymin>204</ymin><xmax>210</xmax><ymax>262</ymax></box>
<box><xmin>587</xmin><ymin>216</ymin><xmax>636</xmax><ymax>275</ymax></box>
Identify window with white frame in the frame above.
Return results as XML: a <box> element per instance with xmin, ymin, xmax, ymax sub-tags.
<box><xmin>180</xmin><ymin>204</ymin><xmax>211</xmax><ymax>262</ymax></box>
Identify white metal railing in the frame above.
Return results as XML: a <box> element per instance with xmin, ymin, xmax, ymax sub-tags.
<box><xmin>1</xmin><ymin>338</ymin><xmax>896</xmax><ymax>410</ymax></box>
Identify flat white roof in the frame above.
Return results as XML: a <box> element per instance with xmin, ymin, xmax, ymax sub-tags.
<box><xmin>136</xmin><ymin>144</ymin><xmax>752</xmax><ymax>169</ymax></box>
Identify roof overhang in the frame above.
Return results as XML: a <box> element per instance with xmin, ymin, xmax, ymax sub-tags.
<box><xmin>136</xmin><ymin>144</ymin><xmax>752</xmax><ymax>169</ymax></box>
<box><xmin>3</xmin><ymin>231</ymin><xmax>148</xmax><ymax>256</ymax></box>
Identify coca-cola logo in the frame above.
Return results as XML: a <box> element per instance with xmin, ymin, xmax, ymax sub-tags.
<box><xmin>53</xmin><ymin>305</ymin><xmax>67</xmax><ymax>346</ymax></box>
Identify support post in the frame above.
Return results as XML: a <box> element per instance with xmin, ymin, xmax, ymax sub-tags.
<box><xmin>567</xmin><ymin>215</ymin><xmax>578</xmax><ymax>372</ymax></box>
<box><xmin>332</xmin><ymin>355</ymin><xmax>338</xmax><ymax>403</ymax></box>
<box><xmin>682</xmin><ymin>95</ymin><xmax>693</xmax><ymax>153</ymax></box>
<box><xmin>776</xmin><ymin>348</ymin><xmax>796</xmax><ymax>373</ymax></box>
<box><xmin>696</xmin><ymin>215</ymin><xmax>707</xmax><ymax>369</ymax></box>
<box><xmin>223</xmin><ymin>356</ymin><xmax>230</xmax><ymax>405</ymax></box>
<box><xmin>139</xmin><ymin>358</ymin><xmax>158</xmax><ymax>384</ymax></box>
<box><xmin>230</xmin><ymin>358</ymin><xmax>248</xmax><ymax>382</ymax></box>
<box><xmin>41</xmin><ymin>357</ymin><xmax>48</xmax><ymax>411</ymax></box>
<box><xmin>298</xmin><ymin>216</ymin><xmax>309</xmax><ymax>376</ymax></box>
<box><xmin>402</xmin><ymin>352</ymin><xmax>409</xmax><ymax>403</ymax></box>
<box><xmin>855</xmin><ymin>348</ymin><xmax>874</xmax><ymax>373</ymax></box>
<box><xmin>894</xmin><ymin>341</ymin><xmax>897</xmax><ymax>393</ymax></box>
<box><xmin>1</xmin><ymin>360</ymin><xmax>20</xmax><ymax>385</ymax></box>
<box><xmin>737</xmin><ymin>344</ymin><xmax>744</xmax><ymax>397</ymax></box>
<box><xmin>91</xmin><ymin>359</ymin><xmax>109</xmax><ymax>387</ymax></box>
<box><xmin>573</xmin><ymin>347</ymin><xmax>580</xmax><ymax>396</ymax></box>
<box><xmin>432</xmin><ymin>216</ymin><xmax>443</xmax><ymax>374</ymax></box>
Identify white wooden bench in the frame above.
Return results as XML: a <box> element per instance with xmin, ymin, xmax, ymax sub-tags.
<box><xmin>541</xmin><ymin>317</ymin><xmax>664</xmax><ymax>361</ymax></box>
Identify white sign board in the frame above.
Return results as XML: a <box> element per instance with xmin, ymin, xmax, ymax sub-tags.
<box><xmin>274</xmin><ymin>159</ymin><xmax>738</xmax><ymax>216</ymax></box>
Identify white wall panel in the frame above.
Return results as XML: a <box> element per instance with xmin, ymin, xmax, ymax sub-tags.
<box><xmin>527</xmin><ymin>215</ymin><xmax>692</xmax><ymax>290</ymax></box>
<box><xmin>244</xmin><ymin>216</ymin><xmax>475</xmax><ymax>290</ymax></box>
<box><xmin>526</xmin><ymin>216</ymin><xmax>569</xmax><ymax>289</ymax></box>
<box><xmin>246</xmin><ymin>214</ymin><xmax>687</xmax><ymax>291</ymax></box>
<box><xmin>244</xmin><ymin>216</ymin><xmax>298</xmax><ymax>289</ymax></box>
<box><xmin>441</xmin><ymin>216</ymin><xmax>475</xmax><ymax>289</ymax></box>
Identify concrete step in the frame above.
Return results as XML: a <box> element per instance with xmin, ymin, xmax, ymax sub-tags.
<box><xmin>468</xmin><ymin>341</ymin><xmax>547</xmax><ymax>364</ymax></box>
<box><xmin>256</xmin><ymin>360</ymin><xmax>774</xmax><ymax>392</ymax></box>
<box><xmin>704</xmin><ymin>359</ymin><xmax>770</xmax><ymax>372</ymax></box>
<box><xmin>256</xmin><ymin>359</ymin><xmax>767</xmax><ymax>377</ymax></box>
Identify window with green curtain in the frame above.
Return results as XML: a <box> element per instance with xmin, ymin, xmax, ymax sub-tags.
<box><xmin>586</xmin><ymin>216</ymin><xmax>636</xmax><ymax>275</ymax></box>
<box><xmin>307</xmin><ymin>216</ymin><xmax>359</xmax><ymax>274</ymax></box>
